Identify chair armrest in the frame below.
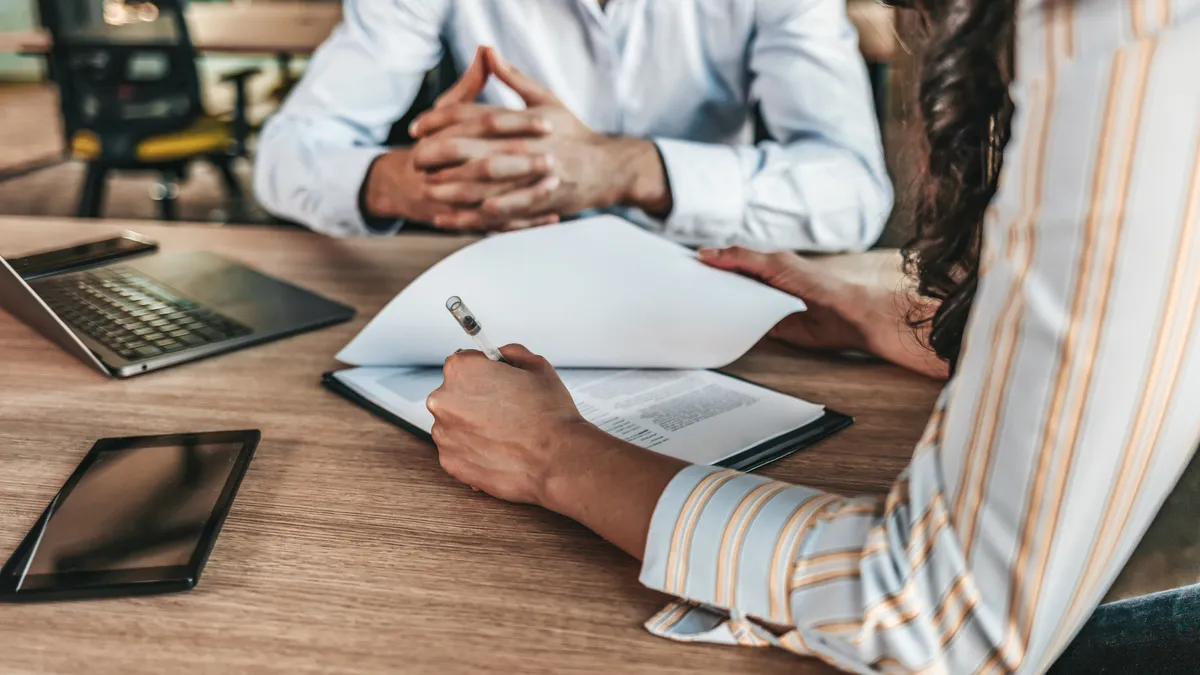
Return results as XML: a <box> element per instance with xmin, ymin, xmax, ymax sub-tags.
<box><xmin>216</xmin><ymin>68</ymin><xmax>262</xmax><ymax>157</ymax></box>
<box><xmin>218</xmin><ymin>67</ymin><xmax>263</xmax><ymax>84</ymax></box>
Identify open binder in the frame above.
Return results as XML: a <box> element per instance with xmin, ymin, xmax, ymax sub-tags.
<box><xmin>326</xmin><ymin>217</ymin><xmax>854</xmax><ymax>470</ymax></box>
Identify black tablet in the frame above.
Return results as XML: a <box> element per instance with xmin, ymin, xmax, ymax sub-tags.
<box><xmin>0</xmin><ymin>430</ymin><xmax>259</xmax><ymax>603</ymax></box>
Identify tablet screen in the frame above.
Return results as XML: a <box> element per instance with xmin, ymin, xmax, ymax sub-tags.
<box><xmin>25</xmin><ymin>441</ymin><xmax>240</xmax><ymax>577</ymax></box>
<box><xmin>1</xmin><ymin>431</ymin><xmax>257</xmax><ymax>599</ymax></box>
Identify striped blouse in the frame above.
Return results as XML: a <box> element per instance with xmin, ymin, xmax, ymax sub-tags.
<box><xmin>637</xmin><ymin>1</ymin><xmax>1200</xmax><ymax>673</ymax></box>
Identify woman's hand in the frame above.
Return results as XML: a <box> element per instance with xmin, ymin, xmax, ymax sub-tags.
<box><xmin>698</xmin><ymin>247</ymin><xmax>872</xmax><ymax>353</ymax></box>
<box><xmin>426</xmin><ymin>344</ymin><xmax>689</xmax><ymax>558</ymax></box>
<box><xmin>425</xmin><ymin>344</ymin><xmax>588</xmax><ymax>504</ymax></box>
<box><xmin>699</xmin><ymin>247</ymin><xmax>949</xmax><ymax>380</ymax></box>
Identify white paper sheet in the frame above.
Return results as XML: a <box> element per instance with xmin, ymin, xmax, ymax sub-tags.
<box><xmin>335</xmin><ymin>216</ymin><xmax>805</xmax><ymax>369</ymax></box>
<box><xmin>333</xmin><ymin>367</ymin><xmax>825</xmax><ymax>466</ymax></box>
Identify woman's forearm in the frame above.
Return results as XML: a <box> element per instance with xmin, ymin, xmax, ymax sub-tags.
<box><xmin>855</xmin><ymin>288</ymin><xmax>949</xmax><ymax>380</ymax></box>
<box><xmin>538</xmin><ymin>423</ymin><xmax>689</xmax><ymax>560</ymax></box>
<box><xmin>825</xmin><ymin>253</ymin><xmax>948</xmax><ymax>380</ymax></box>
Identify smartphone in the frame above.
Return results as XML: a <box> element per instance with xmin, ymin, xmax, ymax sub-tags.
<box><xmin>7</xmin><ymin>232</ymin><xmax>159</xmax><ymax>281</ymax></box>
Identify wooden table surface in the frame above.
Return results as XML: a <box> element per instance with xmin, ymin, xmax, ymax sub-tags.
<box><xmin>0</xmin><ymin>216</ymin><xmax>941</xmax><ymax>675</ymax></box>
<box><xmin>0</xmin><ymin>3</ymin><xmax>340</xmax><ymax>56</ymax></box>
<box><xmin>0</xmin><ymin>1</ymin><xmax>896</xmax><ymax>63</ymax></box>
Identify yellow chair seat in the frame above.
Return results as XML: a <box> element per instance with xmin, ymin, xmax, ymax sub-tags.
<box><xmin>72</xmin><ymin>116</ymin><xmax>234</xmax><ymax>163</ymax></box>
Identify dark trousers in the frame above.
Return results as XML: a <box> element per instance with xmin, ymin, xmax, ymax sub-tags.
<box><xmin>1049</xmin><ymin>584</ymin><xmax>1200</xmax><ymax>674</ymax></box>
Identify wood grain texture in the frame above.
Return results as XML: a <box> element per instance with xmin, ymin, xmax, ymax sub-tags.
<box><xmin>1</xmin><ymin>2</ymin><xmax>895</xmax><ymax>62</ymax></box>
<box><xmin>0</xmin><ymin>216</ymin><xmax>942</xmax><ymax>675</ymax></box>
<box><xmin>0</xmin><ymin>3</ymin><xmax>340</xmax><ymax>56</ymax></box>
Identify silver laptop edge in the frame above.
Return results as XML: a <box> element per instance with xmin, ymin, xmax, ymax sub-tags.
<box><xmin>0</xmin><ymin>247</ymin><xmax>354</xmax><ymax>378</ymax></box>
<box><xmin>0</xmin><ymin>254</ymin><xmax>110</xmax><ymax>376</ymax></box>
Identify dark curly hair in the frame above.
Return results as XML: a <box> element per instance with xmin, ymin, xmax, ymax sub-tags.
<box><xmin>889</xmin><ymin>0</ymin><xmax>1018</xmax><ymax>372</ymax></box>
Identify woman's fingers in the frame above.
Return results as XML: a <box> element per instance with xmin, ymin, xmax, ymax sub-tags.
<box><xmin>697</xmin><ymin>247</ymin><xmax>812</xmax><ymax>291</ymax></box>
<box><xmin>496</xmin><ymin>344</ymin><xmax>554</xmax><ymax>372</ymax></box>
<box><xmin>697</xmin><ymin>246</ymin><xmax>774</xmax><ymax>277</ymax></box>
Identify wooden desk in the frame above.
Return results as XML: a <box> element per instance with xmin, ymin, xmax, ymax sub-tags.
<box><xmin>0</xmin><ymin>3</ymin><xmax>340</xmax><ymax>56</ymax></box>
<box><xmin>0</xmin><ymin>217</ymin><xmax>941</xmax><ymax>674</ymax></box>
<box><xmin>1</xmin><ymin>2</ymin><xmax>895</xmax><ymax>63</ymax></box>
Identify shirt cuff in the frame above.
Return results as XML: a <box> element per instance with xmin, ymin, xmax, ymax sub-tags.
<box><xmin>319</xmin><ymin>146</ymin><xmax>402</xmax><ymax>237</ymax></box>
<box><xmin>653</xmin><ymin>138</ymin><xmax>746</xmax><ymax>244</ymax></box>
<box><xmin>639</xmin><ymin>465</ymin><xmax>832</xmax><ymax>625</ymax></box>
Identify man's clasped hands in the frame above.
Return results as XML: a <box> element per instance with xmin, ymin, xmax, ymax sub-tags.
<box><xmin>362</xmin><ymin>46</ymin><xmax>671</xmax><ymax>232</ymax></box>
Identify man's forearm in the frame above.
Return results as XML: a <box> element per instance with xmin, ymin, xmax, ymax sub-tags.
<box><xmin>362</xmin><ymin>147</ymin><xmax>424</xmax><ymax>222</ymax></box>
<box><xmin>599</xmin><ymin>137</ymin><xmax>674</xmax><ymax>218</ymax></box>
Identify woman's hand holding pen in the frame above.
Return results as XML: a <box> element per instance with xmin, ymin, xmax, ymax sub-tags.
<box><xmin>426</xmin><ymin>345</ymin><xmax>589</xmax><ymax>504</ymax></box>
<box><xmin>427</xmin><ymin>344</ymin><xmax>687</xmax><ymax>559</ymax></box>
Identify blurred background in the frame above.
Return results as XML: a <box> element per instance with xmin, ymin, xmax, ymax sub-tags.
<box><xmin>0</xmin><ymin>0</ymin><xmax>922</xmax><ymax>247</ymax></box>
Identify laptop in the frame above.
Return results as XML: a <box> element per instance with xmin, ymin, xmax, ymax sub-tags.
<box><xmin>0</xmin><ymin>238</ymin><xmax>355</xmax><ymax>378</ymax></box>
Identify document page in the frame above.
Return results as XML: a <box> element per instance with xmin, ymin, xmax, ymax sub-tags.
<box><xmin>335</xmin><ymin>217</ymin><xmax>806</xmax><ymax>370</ymax></box>
<box><xmin>334</xmin><ymin>367</ymin><xmax>825</xmax><ymax>466</ymax></box>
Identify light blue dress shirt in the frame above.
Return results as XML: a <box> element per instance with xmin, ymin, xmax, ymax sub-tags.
<box><xmin>253</xmin><ymin>0</ymin><xmax>892</xmax><ymax>251</ymax></box>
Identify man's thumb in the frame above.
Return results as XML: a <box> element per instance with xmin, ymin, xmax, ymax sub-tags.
<box><xmin>484</xmin><ymin>48</ymin><xmax>556</xmax><ymax>106</ymax></box>
<box><xmin>435</xmin><ymin>46</ymin><xmax>490</xmax><ymax>109</ymax></box>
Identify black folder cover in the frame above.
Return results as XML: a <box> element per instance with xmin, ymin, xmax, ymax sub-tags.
<box><xmin>322</xmin><ymin>371</ymin><xmax>852</xmax><ymax>472</ymax></box>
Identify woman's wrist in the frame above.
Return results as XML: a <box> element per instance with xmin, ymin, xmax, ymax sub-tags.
<box><xmin>536</xmin><ymin>421</ymin><xmax>620</xmax><ymax>513</ymax></box>
<box><xmin>535</xmin><ymin>421</ymin><xmax>689</xmax><ymax>559</ymax></box>
<box><xmin>829</xmin><ymin>278</ymin><xmax>950</xmax><ymax>379</ymax></box>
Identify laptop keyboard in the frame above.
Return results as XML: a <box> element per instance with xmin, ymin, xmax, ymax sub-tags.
<box><xmin>35</xmin><ymin>267</ymin><xmax>251</xmax><ymax>361</ymax></box>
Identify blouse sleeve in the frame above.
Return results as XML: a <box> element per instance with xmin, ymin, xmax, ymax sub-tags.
<box><xmin>639</xmin><ymin>4</ymin><xmax>1200</xmax><ymax>673</ymax></box>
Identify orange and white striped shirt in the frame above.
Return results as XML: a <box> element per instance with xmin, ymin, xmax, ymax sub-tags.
<box><xmin>638</xmin><ymin>1</ymin><xmax>1200</xmax><ymax>672</ymax></box>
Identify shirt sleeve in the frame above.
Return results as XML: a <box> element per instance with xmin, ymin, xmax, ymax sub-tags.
<box><xmin>652</xmin><ymin>0</ymin><xmax>892</xmax><ymax>252</ymax></box>
<box><xmin>252</xmin><ymin>0</ymin><xmax>448</xmax><ymax>237</ymax></box>
<box><xmin>640</xmin><ymin>7</ymin><xmax>1200</xmax><ymax>674</ymax></box>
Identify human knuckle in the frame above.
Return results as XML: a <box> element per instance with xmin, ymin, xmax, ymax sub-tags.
<box><xmin>767</xmin><ymin>251</ymin><xmax>798</xmax><ymax>269</ymax></box>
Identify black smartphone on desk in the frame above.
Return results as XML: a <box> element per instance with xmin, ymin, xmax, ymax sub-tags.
<box><xmin>0</xmin><ymin>430</ymin><xmax>259</xmax><ymax>603</ymax></box>
<box><xmin>7</xmin><ymin>232</ymin><xmax>158</xmax><ymax>281</ymax></box>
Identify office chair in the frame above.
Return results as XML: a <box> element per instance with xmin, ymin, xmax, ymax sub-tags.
<box><xmin>37</xmin><ymin>0</ymin><xmax>260</xmax><ymax>220</ymax></box>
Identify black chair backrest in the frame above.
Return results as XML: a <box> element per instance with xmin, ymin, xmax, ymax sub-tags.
<box><xmin>37</xmin><ymin>0</ymin><xmax>203</xmax><ymax>147</ymax></box>
<box><xmin>386</xmin><ymin>49</ymin><xmax>457</xmax><ymax>147</ymax></box>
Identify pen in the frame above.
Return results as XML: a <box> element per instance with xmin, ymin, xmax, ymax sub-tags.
<box><xmin>445</xmin><ymin>296</ymin><xmax>507</xmax><ymax>363</ymax></box>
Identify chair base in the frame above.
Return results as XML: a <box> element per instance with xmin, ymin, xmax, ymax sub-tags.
<box><xmin>75</xmin><ymin>154</ymin><xmax>246</xmax><ymax>222</ymax></box>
